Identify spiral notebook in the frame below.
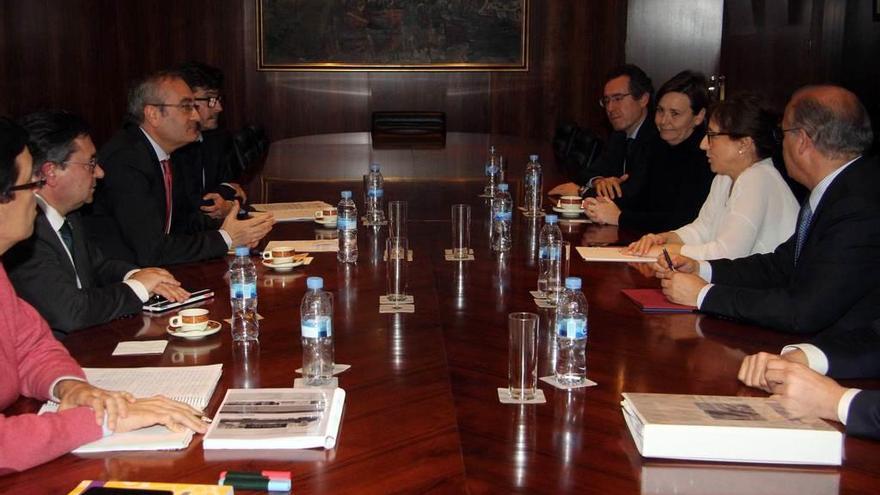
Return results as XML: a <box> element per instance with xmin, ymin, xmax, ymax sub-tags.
<box><xmin>40</xmin><ymin>364</ymin><xmax>223</xmax><ymax>452</ymax></box>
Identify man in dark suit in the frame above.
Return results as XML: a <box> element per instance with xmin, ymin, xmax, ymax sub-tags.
<box><xmin>738</xmin><ymin>323</ymin><xmax>880</xmax><ymax>440</ymax></box>
<box><xmin>82</xmin><ymin>70</ymin><xmax>273</xmax><ymax>266</ymax></box>
<box><xmin>658</xmin><ymin>85</ymin><xmax>880</xmax><ymax>336</ymax></box>
<box><xmin>549</xmin><ymin>64</ymin><xmax>659</xmax><ymax>203</ymax></box>
<box><xmin>4</xmin><ymin>111</ymin><xmax>189</xmax><ymax>337</ymax></box>
<box><xmin>172</xmin><ymin>61</ymin><xmax>246</xmax><ymax>227</ymax></box>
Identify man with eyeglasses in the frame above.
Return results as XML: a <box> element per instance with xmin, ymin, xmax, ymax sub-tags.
<box><xmin>4</xmin><ymin>111</ymin><xmax>191</xmax><ymax>337</ymax></box>
<box><xmin>172</xmin><ymin>61</ymin><xmax>247</xmax><ymax>224</ymax></box>
<box><xmin>82</xmin><ymin>70</ymin><xmax>274</xmax><ymax>266</ymax></box>
<box><xmin>657</xmin><ymin>85</ymin><xmax>880</xmax><ymax>341</ymax></box>
<box><xmin>549</xmin><ymin>64</ymin><xmax>659</xmax><ymax>202</ymax></box>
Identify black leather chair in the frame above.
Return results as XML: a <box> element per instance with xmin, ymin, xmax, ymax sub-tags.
<box><xmin>552</xmin><ymin>123</ymin><xmax>579</xmax><ymax>165</ymax></box>
<box><xmin>232</xmin><ymin>125</ymin><xmax>269</xmax><ymax>179</ymax></box>
<box><xmin>555</xmin><ymin>124</ymin><xmax>603</xmax><ymax>180</ymax></box>
<box><xmin>371</xmin><ymin>111</ymin><xmax>446</xmax><ymax>148</ymax></box>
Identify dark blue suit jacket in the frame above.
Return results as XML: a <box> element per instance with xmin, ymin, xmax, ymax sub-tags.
<box><xmin>702</xmin><ymin>155</ymin><xmax>880</xmax><ymax>336</ymax></box>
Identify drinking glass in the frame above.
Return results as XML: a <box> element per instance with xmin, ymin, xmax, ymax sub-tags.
<box><xmin>388</xmin><ymin>200</ymin><xmax>408</xmax><ymax>237</ymax></box>
<box><xmin>508</xmin><ymin>312</ymin><xmax>539</xmax><ymax>400</ymax></box>
<box><xmin>386</xmin><ymin>236</ymin><xmax>409</xmax><ymax>307</ymax></box>
<box><xmin>451</xmin><ymin>204</ymin><xmax>471</xmax><ymax>260</ymax></box>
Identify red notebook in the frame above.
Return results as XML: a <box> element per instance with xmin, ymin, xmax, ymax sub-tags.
<box><xmin>621</xmin><ymin>289</ymin><xmax>695</xmax><ymax>313</ymax></box>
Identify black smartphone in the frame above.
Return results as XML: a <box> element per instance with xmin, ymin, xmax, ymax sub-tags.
<box><xmin>142</xmin><ymin>288</ymin><xmax>214</xmax><ymax>313</ymax></box>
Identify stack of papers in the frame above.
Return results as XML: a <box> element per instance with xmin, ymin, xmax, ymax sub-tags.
<box><xmin>576</xmin><ymin>246</ymin><xmax>655</xmax><ymax>263</ymax></box>
<box><xmin>251</xmin><ymin>201</ymin><xmax>333</xmax><ymax>222</ymax></box>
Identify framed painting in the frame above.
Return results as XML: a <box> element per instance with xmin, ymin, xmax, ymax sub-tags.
<box><xmin>257</xmin><ymin>0</ymin><xmax>529</xmax><ymax>71</ymax></box>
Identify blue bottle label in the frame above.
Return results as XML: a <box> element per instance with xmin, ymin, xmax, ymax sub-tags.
<box><xmin>230</xmin><ymin>282</ymin><xmax>257</xmax><ymax>299</ymax></box>
<box><xmin>485</xmin><ymin>163</ymin><xmax>498</xmax><ymax>176</ymax></box>
<box><xmin>529</xmin><ymin>174</ymin><xmax>540</xmax><ymax>185</ymax></box>
<box><xmin>338</xmin><ymin>218</ymin><xmax>357</xmax><ymax>230</ymax></box>
<box><xmin>557</xmin><ymin>316</ymin><xmax>587</xmax><ymax>339</ymax></box>
<box><xmin>368</xmin><ymin>188</ymin><xmax>384</xmax><ymax>198</ymax></box>
<box><xmin>302</xmin><ymin>316</ymin><xmax>332</xmax><ymax>338</ymax></box>
<box><xmin>539</xmin><ymin>245</ymin><xmax>560</xmax><ymax>260</ymax></box>
<box><xmin>494</xmin><ymin>210</ymin><xmax>512</xmax><ymax>221</ymax></box>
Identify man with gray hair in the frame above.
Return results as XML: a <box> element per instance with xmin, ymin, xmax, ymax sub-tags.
<box><xmin>656</xmin><ymin>85</ymin><xmax>880</xmax><ymax>339</ymax></box>
<box><xmin>83</xmin><ymin>70</ymin><xmax>273</xmax><ymax>266</ymax></box>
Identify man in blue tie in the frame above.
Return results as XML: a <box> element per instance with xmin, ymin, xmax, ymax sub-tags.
<box><xmin>4</xmin><ymin>111</ymin><xmax>189</xmax><ymax>337</ymax></box>
<box><xmin>657</xmin><ymin>85</ymin><xmax>880</xmax><ymax>337</ymax></box>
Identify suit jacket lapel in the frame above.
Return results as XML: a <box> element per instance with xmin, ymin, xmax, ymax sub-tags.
<box><xmin>34</xmin><ymin>211</ymin><xmax>82</xmax><ymax>284</ymax></box>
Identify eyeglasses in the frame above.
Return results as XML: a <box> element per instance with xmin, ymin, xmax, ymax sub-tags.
<box><xmin>599</xmin><ymin>93</ymin><xmax>632</xmax><ymax>108</ymax></box>
<box><xmin>1</xmin><ymin>178</ymin><xmax>47</xmax><ymax>202</ymax></box>
<box><xmin>63</xmin><ymin>157</ymin><xmax>100</xmax><ymax>173</ymax></box>
<box><xmin>704</xmin><ymin>130</ymin><xmax>732</xmax><ymax>143</ymax></box>
<box><xmin>773</xmin><ymin>126</ymin><xmax>804</xmax><ymax>142</ymax></box>
<box><xmin>194</xmin><ymin>95</ymin><xmax>222</xmax><ymax>108</ymax></box>
<box><xmin>147</xmin><ymin>101</ymin><xmax>199</xmax><ymax>113</ymax></box>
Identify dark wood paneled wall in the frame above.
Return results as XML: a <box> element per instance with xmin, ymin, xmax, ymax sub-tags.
<box><xmin>0</xmin><ymin>0</ymin><xmax>626</xmax><ymax>148</ymax></box>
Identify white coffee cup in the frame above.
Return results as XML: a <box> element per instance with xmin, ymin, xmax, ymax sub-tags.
<box><xmin>262</xmin><ymin>246</ymin><xmax>296</xmax><ymax>264</ymax></box>
<box><xmin>314</xmin><ymin>208</ymin><xmax>338</xmax><ymax>225</ymax></box>
<box><xmin>169</xmin><ymin>308</ymin><xmax>210</xmax><ymax>332</ymax></box>
<box><xmin>558</xmin><ymin>195</ymin><xmax>582</xmax><ymax>210</ymax></box>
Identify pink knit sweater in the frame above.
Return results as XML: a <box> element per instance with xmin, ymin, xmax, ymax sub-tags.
<box><xmin>0</xmin><ymin>264</ymin><xmax>102</xmax><ymax>473</ymax></box>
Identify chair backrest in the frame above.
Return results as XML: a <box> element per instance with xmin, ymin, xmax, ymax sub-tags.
<box><xmin>232</xmin><ymin>125</ymin><xmax>269</xmax><ymax>178</ymax></box>
<box><xmin>555</xmin><ymin>124</ymin><xmax>603</xmax><ymax>178</ymax></box>
<box><xmin>371</xmin><ymin>111</ymin><xmax>446</xmax><ymax>148</ymax></box>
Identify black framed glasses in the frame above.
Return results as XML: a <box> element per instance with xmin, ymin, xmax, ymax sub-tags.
<box><xmin>1</xmin><ymin>178</ymin><xmax>47</xmax><ymax>202</ymax></box>
<box><xmin>599</xmin><ymin>93</ymin><xmax>632</xmax><ymax>108</ymax></box>
<box><xmin>146</xmin><ymin>101</ymin><xmax>199</xmax><ymax>113</ymax></box>
<box><xmin>773</xmin><ymin>126</ymin><xmax>803</xmax><ymax>142</ymax></box>
<box><xmin>704</xmin><ymin>130</ymin><xmax>732</xmax><ymax>143</ymax></box>
<box><xmin>194</xmin><ymin>95</ymin><xmax>222</xmax><ymax>108</ymax></box>
<box><xmin>63</xmin><ymin>157</ymin><xmax>100</xmax><ymax>173</ymax></box>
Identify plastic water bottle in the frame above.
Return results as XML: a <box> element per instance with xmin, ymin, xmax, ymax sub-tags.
<box><xmin>337</xmin><ymin>190</ymin><xmax>358</xmax><ymax>263</ymax></box>
<box><xmin>537</xmin><ymin>214</ymin><xmax>563</xmax><ymax>295</ymax></box>
<box><xmin>556</xmin><ymin>277</ymin><xmax>588</xmax><ymax>385</ymax></box>
<box><xmin>484</xmin><ymin>145</ymin><xmax>499</xmax><ymax>197</ymax></box>
<box><xmin>524</xmin><ymin>154</ymin><xmax>543</xmax><ymax>217</ymax></box>
<box><xmin>230</xmin><ymin>246</ymin><xmax>259</xmax><ymax>341</ymax></box>
<box><xmin>300</xmin><ymin>276</ymin><xmax>334</xmax><ymax>386</ymax></box>
<box><xmin>364</xmin><ymin>163</ymin><xmax>386</xmax><ymax>225</ymax></box>
<box><xmin>492</xmin><ymin>183</ymin><xmax>512</xmax><ymax>252</ymax></box>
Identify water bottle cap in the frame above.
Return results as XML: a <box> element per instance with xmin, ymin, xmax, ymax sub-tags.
<box><xmin>565</xmin><ymin>277</ymin><xmax>582</xmax><ymax>290</ymax></box>
<box><xmin>341</xmin><ymin>190</ymin><xmax>352</xmax><ymax>199</ymax></box>
<box><xmin>529</xmin><ymin>154</ymin><xmax>539</xmax><ymax>162</ymax></box>
<box><xmin>369</xmin><ymin>163</ymin><xmax>380</xmax><ymax>172</ymax></box>
<box><xmin>234</xmin><ymin>246</ymin><xmax>250</xmax><ymax>256</ymax></box>
<box><xmin>306</xmin><ymin>277</ymin><xmax>324</xmax><ymax>289</ymax></box>
<box><xmin>498</xmin><ymin>183</ymin><xmax>509</xmax><ymax>192</ymax></box>
<box><xmin>545</xmin><ymin>214</ymin><xmax>558</xmax><ymax>224</ymax></box>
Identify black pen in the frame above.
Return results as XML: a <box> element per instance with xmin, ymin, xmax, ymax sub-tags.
<box><xmin>662</xmin><ymin>248</ymin><xmax>676</xmax><ymax>272</ymax></box>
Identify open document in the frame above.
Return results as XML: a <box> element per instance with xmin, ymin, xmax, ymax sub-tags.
<box><xmin>250</xmin><ymin>201</ymin><xmax>333</xmax><ymax>222</ymax></box>
<box><xmin>40</xmin><ymin>364</ymin><xmax>223</xmax><ymax>452</ymax></box>
<box><xmin>621</xmin><ymin>393</ymin><xmax>843</xmax><ymax>465</ymax></box>
<box><xmin>203</xmin><ymin>388</ymin><xmax>346</xmax><ymax>450</ymax></box>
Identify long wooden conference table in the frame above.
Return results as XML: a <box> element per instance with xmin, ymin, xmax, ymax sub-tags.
<box><xmin>3</xmin><ymin>133</ymin><xmax>880</xmax><ymax>494</ymax></box>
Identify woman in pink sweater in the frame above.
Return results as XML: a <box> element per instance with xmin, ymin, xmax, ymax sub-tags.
<box><xmin>0</xmin><ymin>118</ymin><xmax>207</xmax><ymax>473</ymax></box>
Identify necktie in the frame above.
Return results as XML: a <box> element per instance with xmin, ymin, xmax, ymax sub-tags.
<box><xmin>794</xmin><ymin>202</ymin><xmax>813</xmax><ymax>263</ymax></box>
<box><xmin>59</xmin><ymin>219</ymin><xmax>75</xmax><ymax>257</ymax></box>
<box><xmin>160</xmin><ymin>158</ymin><xmax>173</xmax><ymax>233</ymax></box>
<box><xmin>623</xmin><ymin>137</ymin><xmax>635</xmax><ymax>175</ymax></box>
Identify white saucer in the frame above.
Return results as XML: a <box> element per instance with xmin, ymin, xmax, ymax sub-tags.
<box><xmin>553</xmin><ymin>206</ymin><xmax>584</xmax><ymax>218</ymax></box>
<box><xmin>261</xmin><ymin>258</ymin><xmax>306</xmax><ymax>272</ymax></box>
<box><xmin>167</xmin><ymin>320</ymin><xmax>222</xmax><ymax>339</ymax></box>
<box><xmin>314</xmin><ymin>218</ymin><xmax>338</xmax><ymax>228</ymax></box>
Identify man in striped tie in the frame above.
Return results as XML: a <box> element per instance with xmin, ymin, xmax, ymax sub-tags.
<box><xmin>656</xmin><ymin>85</ymin><xmax>880</xmax><ymax>339</ymax></box>
<box><xmin>82</xmin><ymin>70</ymin><xmax>274</xmax><ymax>267</ymax></box>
